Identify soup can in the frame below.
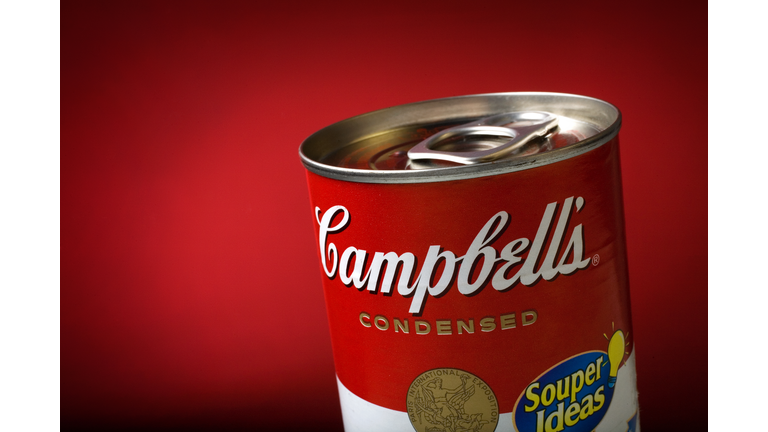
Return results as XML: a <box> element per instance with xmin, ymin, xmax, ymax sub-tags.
<box><xmin>299</xmin><ymin>93</ymin><xmax>640</xmax><ymax>432</ymax></box>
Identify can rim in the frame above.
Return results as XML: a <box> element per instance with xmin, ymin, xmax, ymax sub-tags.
<box><xmin>299</xmin><ymin>92</ymin><xmax>622</xmax><ymax>184</ymax></box>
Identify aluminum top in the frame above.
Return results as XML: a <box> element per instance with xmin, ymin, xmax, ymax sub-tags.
<box><xmin>407</xmin><ymin>111</ymin><xmax>560</xmax><ymax>164</ymax></box>
<box><xmin>299</xmin><ymin>92</ymin><xmax>621</xmax><ymax>184</ymax></box>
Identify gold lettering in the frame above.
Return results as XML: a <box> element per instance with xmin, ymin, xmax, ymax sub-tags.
<box><xmin>457</xmin><ymin>319</ymin><xmax>475</xmax><ymax>334</ymax></box>
<box><xmin>359</xmin><ymin>312</ymin><xmax>371</xmax><ymax>328</ymax></box>
<box><xmin>500</xmin><ymin>313</ymin><xmax>516</xmax><ymax>330</ymax></box>
<box><xmin>374</xmin><ymin>315</ymin><xmax>389</xmax><ymax>331</ymax></box>
<box><xmin>436</xmin><ymin>320</ymin><xmax>452</xmax><ymax>335</ymax></box>
<box><xmin>480</xmin><ymin>317</ymin><xmax>496</xmax><ymax>332</ymax></box>
<box><xmin>416</xmin><ymin>320</ymin><xmax>431</xmax><ymax>335</ymax></box>
<box><xmin>394</xmin><ymin>318</ymin><xmax>409</xmax><ymax>333</ymax></box>
<box><xmin>522</xmin><ymin>309</ymin><xmax>538</xmax><ymax>326</ymax></box>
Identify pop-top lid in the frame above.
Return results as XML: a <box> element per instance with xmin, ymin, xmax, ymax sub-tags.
<box><xmin>299</xmin><ymin>92</ymin><xmax>621</xmax><ymax>184</ymax></box>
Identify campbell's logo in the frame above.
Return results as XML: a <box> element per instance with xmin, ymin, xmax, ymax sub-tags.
<box><xmin>315</xmin><ymin>197</ymin><xmax>591</xmax><ymax>314</ymax></box>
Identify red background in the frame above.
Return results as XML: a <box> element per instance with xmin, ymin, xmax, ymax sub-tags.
<box><xmin>62</xmin><ymin>1</ymin><xmax>706</xmax><ymax>431</ymax></box>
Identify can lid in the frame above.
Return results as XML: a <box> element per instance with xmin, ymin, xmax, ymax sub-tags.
<box><xmin>299</xmin><ymin>93</ymin><xmax>621</xmax><ymax>184</ymax></box>
<box><xmin>407</xmin><ymin>111</ymin><xmax>559</xmax><ymax>164</ymax></box>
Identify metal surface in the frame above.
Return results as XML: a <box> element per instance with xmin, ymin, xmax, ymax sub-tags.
<box><xmin>299</xmin><ymin>92</ymin><xmax>621</xmax><ymax>184</ymax></box>
<box><xmin>301</xmin><ymin>92</ymin><xmax>638</xmax><ymax>430</ymax></box>
<box><xmin>407</xmin><ymin>111</ymin><xmax>559</xmax><ymax>164</ymax></box>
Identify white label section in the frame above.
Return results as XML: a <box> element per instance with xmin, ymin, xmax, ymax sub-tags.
<box><xmin>336</xmin><ymin>377</ymin><xmax>412</xmax><ymax>432</ymax></box>
<box><xmin>336</xmin><ymin>377</ymin><xmax>516</xmax><ymax>431</ymax></box>
<box><xmin>336</xmin><ymin>348</ymin><xmax>639</xmax><ymax>432</ymax></box>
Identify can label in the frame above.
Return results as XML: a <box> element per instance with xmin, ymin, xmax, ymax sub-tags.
<box><xmin>307</xmin><ymin>138</ymin><xmax>639</xmax><ymax>432</ymax></box>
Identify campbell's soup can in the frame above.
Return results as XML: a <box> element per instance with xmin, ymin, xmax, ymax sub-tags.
<box><xmin>299</xmin><ymin>93</ymin><xmax>640</xmax><ymax>432</ymax></box>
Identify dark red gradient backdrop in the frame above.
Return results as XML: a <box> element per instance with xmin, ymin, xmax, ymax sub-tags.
<box><xmin>62</xmin><ymin>1</ymin><xmax>706</xmax><ymax>431</ymax></box>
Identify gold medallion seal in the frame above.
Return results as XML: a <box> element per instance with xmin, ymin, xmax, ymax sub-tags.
<box><xmin>406</xmin><ymin>368</ymin><xmax>498</xmax><ymax>432</ymax></box>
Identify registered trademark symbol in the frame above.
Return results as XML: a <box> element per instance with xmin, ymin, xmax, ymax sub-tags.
<box><xmin>592</xmin><ymin>254</ymin><xmax>600</xmax><ymax>266</ymax></box>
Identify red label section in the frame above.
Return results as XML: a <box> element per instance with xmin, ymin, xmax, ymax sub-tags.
<box><xmin>305</xmin><ymin>138</ymin><xmax>633</xmax><ymax>413</ymax></box>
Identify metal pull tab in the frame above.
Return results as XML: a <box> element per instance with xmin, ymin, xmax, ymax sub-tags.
<box><xmin>407</xmin><ymin>111</ymin><xmax>558</xmax><ymax>164</ymax></box>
